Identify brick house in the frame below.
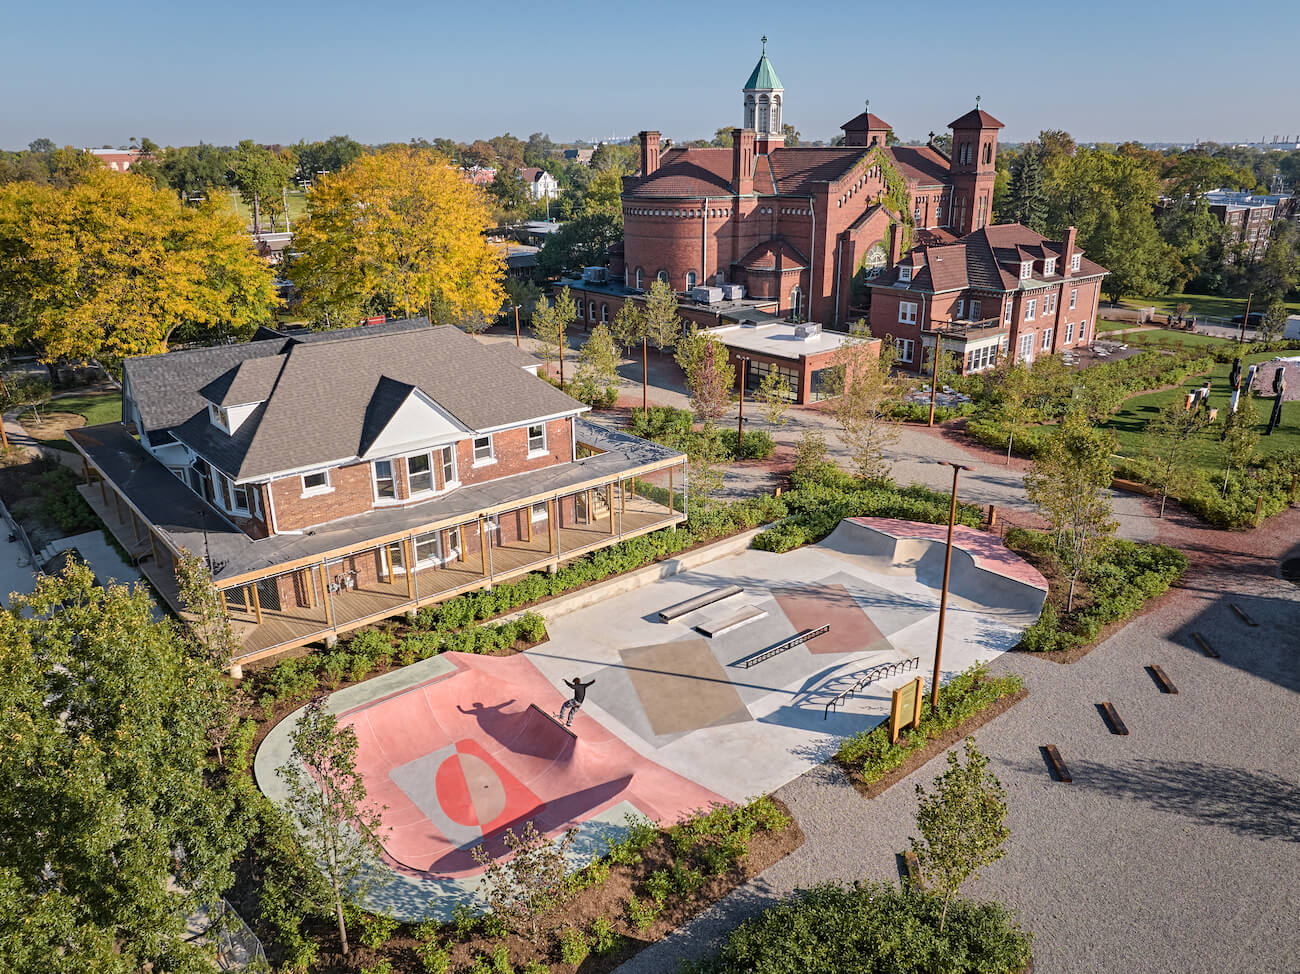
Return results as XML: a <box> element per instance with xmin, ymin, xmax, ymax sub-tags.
<box><xmin>864</xmin><ymin>225</ymin><xmax>1109</xmax><ymax>375</ymax></box>
<box><xmin>567</xmin><ymin>39</ymin><xmax>1006</xmax><ymax>338</ymax></box>
<box><xmin>69</xmin><ymin>320</ymin><xmax>685</xmax><ymax>664</ymax></box>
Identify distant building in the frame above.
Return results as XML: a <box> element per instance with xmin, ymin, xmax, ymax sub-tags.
<box><xmin>463</xmin><ymin>166</ymin><xmax>497</xmax><ymax>186</ymax></box>
<box><xmin>88</xmin><ymin>148</ymin><xmax>141</xmax><ymax>172</ymax></box>
<box><xmin>519</xmin><ymin>167</ymin><xmax>559</xmax><ymax>201</ymax></box>
<box><xmin>1203</xmin><ymin>190</ymin><xmax>1296</xmax><ymax>261</ymax></box>
<box><xmin>563</xmin><ymin>148</ymin><xmax>595</xmax><ymax>165</ymax></box>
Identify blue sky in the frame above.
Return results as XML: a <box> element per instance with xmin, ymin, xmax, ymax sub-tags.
<box><xmin>5</xmin><ymin>0</ymin><xmax>1297</xmax><ymax>150</ymax></box>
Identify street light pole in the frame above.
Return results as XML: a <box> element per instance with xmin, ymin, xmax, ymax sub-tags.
<box><xmin>1239</xmin><ymin>292</ymin><xmax>1252</xmax><ymax>344</ymax></box>
<box><xmin>737</xmin><ymin>356</ymin><xmax>750</xmax><ymax>453</ymax></box>
<box><xmin>514</xmin><ymin>305</ymin><xmax>521</xmax><ymax>347</ymax></box>
<box><xmin>928</xmin><ymin>333</ymin><xmax>943</xmax><ymax>428</ymax></box>
<box><xmin>931</xmin><ymin>461</ymin><xmax>973</xmax><ymax>714</ymax></box>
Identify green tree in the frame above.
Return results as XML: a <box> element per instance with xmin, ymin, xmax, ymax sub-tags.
<box><xmin>1007</xmin><ymin>145</ymin><xmax>1047</xmax><ymax>233</ymax></box>
<box><xmin>471</xmin><ymin>822</ymin><xmax>577</xmax><ymax>939</ymax></box>
<box><xmin>536</xmin><ymin>168</ymin><xmax>625</xmax><ymax>276</ymax></box>
<box><xmin>910</xmin><ymin>738</ymin><xmax>1010</xmax><ymax>933</ymax></box>
<box><xmin>503</xmin><ymin>276</ymin><xmax>542</xmax><ymax>326</ymax></box>
<box><xmin>828</xmin><ymin>321</ymin><xmax>903</xmax><ymax>482</ymax></box>
<box><xmin>990</xmin><ymin>360</ymin><xmax>1038</xmax><ymax>461</ymax></box>
<box><xmin>277</xmin><ymin>695</ymin><xmax>386</xmax><ymax>957</ymax></box>
<box><xmin>0</xmin><ymin>562</ymin><xmax>247</xmax><ymax>974</ymax></box>
<box><xmin>1141</xmin><ymin>400</ymin><xmax>1210</xmax><ymax>517</ymax></box>
<box><xmin>1250</xmin><ymin>221</ymin><xmax>1300</xmax><ymax>307</ymax></box>
<box><xmin>229</xmin><ymin>139</ymin><xmax>293</xmax><ymax>234</ymax></box>
<box><xmin>489</xmin><ymin>165</ymin><xmax>531</xmax><ymax>223</ymax></box>
<box><xmin>609</xmin><ymin>299</ymin><xmax>643</xmax><ymax>354</ymax></box>
<box><xmin>782</xmin><ymin>123</ymin><xmax>800</xmax><ymax>147</ymax></box>
<box><xmin>0</xmin><ymin>170</ymin><xmax>275</xmax><ymax>362</ymax></box>
<box><xmin>575</xmin><ymin>322</ymin><xmax>621</xmax><ymax>404</ymax></box>
<box><xmin>1023</xmin><ymin>410</ymin><xmax>1118</xmax><ymax>610</ymax></box>
<box><xmin>532</xmin><ymin>287</ymin><xmax>577</xmax><ymax>384</ymax></box>
<box><xmin>293</xmin><ymin>135</ymin><xmax>365</xmax><ymax>183</ymax></box>
<box><xmin>1261</xmin><ymin>297</ymin><xmax>1290</xmax><ymax>342</ymax></box>
<box><xmin>1222</xmin><ymin>392</ymin><xmax>1261</xmax><ymax>493</ymax></box>
<box><xmin>635</xmin><ymin>280</ymin><xmax>683</xmax><ymax>412</ymax></box>
<box><xmin>712</xmin><ymin>127</ymin><xmax>735</xmax><ymax>147</ymax></box>
<box><xmin>675</xmin><ymin>326</ymin><xmax>736</xmax><ymax>426</ymax></box>
<box><xmin>174</xmin><ymin>549</ymin><xmax>241</xmax><ymax>672</ymax></box>
<box><xmin>755</xmin><ymin>368</ymin><xmax>793</xmax><ymax>425</ymax></box>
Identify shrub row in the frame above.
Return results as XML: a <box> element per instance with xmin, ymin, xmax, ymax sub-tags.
<box><xmin>629</xmin><ymin>405</ymin><xmax>775</xmax><ymax>461</ymax></box>
<box><xmin>1007</xmin><ymin>528</ymin><xmax>1188</xmax><ymax>653</ymax></box>
<box><xmin>1112</xmin><ymin>453</ymin><xmax>1300</xmax><ymax>529</ymax></box>
<box><xmin>683</xmin><ymin>881</ymin><xmax>1032</xmax><ymax>974</ymax></box>
<box><xmin>753</xmin><ymin>467</ymin><xmax>983</xmax><ymax>554</ymax></box>
<box><xmin>890</xmin><ymin>400</ymin><xmax>979</xmax><ymax>424</ymax></box>
<box><xmin>835</xmin><ymin>663</ymin><xmax>1024</xmax><ymax>784</ymax></box>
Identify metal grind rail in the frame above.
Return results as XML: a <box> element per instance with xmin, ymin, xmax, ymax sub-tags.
<box><xmin>823</xmin><ymin>656</ymin><xmax>921</xmax><ymax>719</ymax></box>
<box><xmin>739</xmin><ymin>624</ymin><xmax>830</xmax><ymax>668</ymax></box>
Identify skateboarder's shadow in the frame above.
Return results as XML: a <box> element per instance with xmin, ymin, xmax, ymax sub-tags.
<box><xmin>456</xmin><ymin>700</ymin><xmax>573</xmax><ymax>758</ymax></box>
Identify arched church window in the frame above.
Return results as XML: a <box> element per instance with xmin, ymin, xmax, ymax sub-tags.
<box><xmin>635</xmin><ymin>268</ymin><xmax>644</xmax><ymax>290</ymax></box>
<box><xmin>657</xmin><ymin>270</ymin><xmax>669</xmax><ymax>284</ymax></box>
<box><xmin>863</xmin><ymin>243</ymin><xmax>887</xmax><ymax>278</ymax></box>
<box><xmin>772</xmin><ymin>95</ymin><xmax>781</xmax><ymax>132</ymax></box>
<box><xmin>685</xmin><ymin>271</ymin><xmax>697</xmax><ymax>290</ymax></box>
<box><xmin>745</xmin><ymin>95</ymin><xmax>756</xmax><ymax>129</ymax></box>
<box><xmin>982</xmin><ymin>142</ymin><xmax>992</xmax><ymax>165</ymax></box>
<box><xmin>758</xmin><ymin>95</ymin><xmax>770</xmax><ymax>133</ymax></box>
<box><xmin>789</xmin><ymin>286</ymin><xmax>802</xmax><ymax>323</ymax></box>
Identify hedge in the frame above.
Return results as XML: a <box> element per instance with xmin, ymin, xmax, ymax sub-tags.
<box><xmin>835</xmin><ymin>663</ymin><xmax>1024</xmax><ymax>783</ymax></box>
<box><xmin>1007</xmin><ymin>528</ymin><xmax>1188</xmax><ymax>653</ymax></box>
<box><xmin>629</xmin><ymin>406</ymin><xmax>775</xmax><ymax>461</ymax></box>
<box><xmin>1112</xmin><ymin>453</ymin><xmax>1300</xmax><ymax>529</ymax></box>
<box><xmin>753</xmin><ymin>467</ymin><xmax>983</xmax><ymax>553</ymax></box>
<box><xmin>683</xmin><ymin>881</ymin><xmax>1032</xmax><ymax>974</ymax></box>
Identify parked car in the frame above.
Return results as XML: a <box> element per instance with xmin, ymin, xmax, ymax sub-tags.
<box><xmin>1230</xmin><ymin>312</ymin><xmax>1265</xmax><ymax>327</ymax></box>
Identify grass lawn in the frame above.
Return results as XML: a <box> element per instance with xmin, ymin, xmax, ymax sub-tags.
<box><xmin>1106</xmin><ymin>350</ymin><xmax>1299</xmax><ymax>471</ymax></box>
<box><xmin>1118</xmin><ymin>292</ymin><xmax>1300</xmax><ymax>320</ymax></box>
<box><xmin>214</xmin><ymin>188</ymin><xmax>309</xmax><ymax>232</ymax></box>
<box><xmin>19</xmin><ymin>389</ymin><xmax>120</xmax><ymax>451</ymax></box>
<box><xmin>1098</xmin><ymin>318</ymin><xmax>1134</xmax><ymax>332</ymax></box>
<box><xmin>1123</xmin><ymin>330</ymin><xmax>1233</xmax><ymax>349</ymax></box>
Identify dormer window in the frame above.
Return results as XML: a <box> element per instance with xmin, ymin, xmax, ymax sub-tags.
<box><xmin>899</xmin><ymin>265</ymin><xmax>912</xmax><ymax>283</ymax></box>
<box><xmin>1071</xmin><ymin>253</ymin><xmax>1081</xmax><ymax>272</ymax></box>
<box><xmin>209</xmin><ymin>403</ymin><xmax>230</xmax><ymax>431</ymax></box>
<box><xmin>1020</xmin><ymin>261</ymin><xmax>1033</xmax><ymax>280</ymax></box>
<box><xmin>1043</xmin><ymin>258</ymin><xmax>1056</xmax><ymax>276</ymax></box>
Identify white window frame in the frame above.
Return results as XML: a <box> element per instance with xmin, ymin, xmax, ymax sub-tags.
<box><xmin>208</xmin><ymin>403</ymin><xmax>230</xmax><ymax>432</ymax></box>
<box><xmin>1069</xmin><ymin>287</ymin><xmax>1078</xmax><ymax>310</ymax></box>
<box><xmin>1080</xmin><ymin>319</ymin><xmax>1088</xmax><ymax>343</ymax></box>
<box><xmin>956</xmin><ymin>298</ymin><xmax>965</xmax><ymax>318</ymax></box>
<box><xmin>899</xmin><ymin>265</ymin><xmax>912</xmax><ymax>283</ymax></box>
<box><xmin>589</xmin><ymin>301</ymin><xmax>597</xmax><ymax>322</ymax></box>
<box><xmin>412</xmin><ymin>527</ymin><xmax>460</xmax><ymax>568</ymax></box>
<box><xmin>1065</xmin><ymin>321</ymin><xmax>1075</xmax><ymax>343</ymax></box>
<box><xmin>301</xmin><ymin>470</ymin><xmax>332</xmax><ymax>497</ymax></box>
<box><xmin>439</xmin><ymin>444</ymin><xmax>458</xmax><ymax>490</ymax></box>
<box><xmin>1024</xmin><ymin>298</ymin><xmax>1037</xmax><ymax>322</ymax></box>
<box><xmin>1020</xmin><ymin>261</ymin><xmax>1033</xmax><ymax>279</ymax></box>
<box><xmin>406</xmin><ymin>451</ymin><xmax>436</xmax><ymax>496</ymax></box>
<box><xmin>473</xmin><ymin>434</ymin><xmax>495</xmax><ymax>466</ymax></box>
<box><xmin>1044</xmin><ymin>258</ymin><xmax>1056</xmax><ymax>276</ymax></box>
<box><xmin>527</xmin><ymin>423</ymin><xmax>547</xmax><ymax>458</ymax></box>
<box><xmin>531</xmin><ymin>502</ymin><xmax>548</xmax><ymax>523</ymax></box>
<box><xmin>1041</xmin><ymin>328</ymin><xmax>1053</xmax><ymax>351</ymax></box>
<box><xmin>970</xmin><ymin>299</ymin><xmax>981</xmax><ymax>320</ymax></box>
<box><xmin>1003</xmin><ymin>301</ymin><xmax>1013</xmax><ymax>325</ymax></box>
<box><xmin>1071</xmin><ymin>253</ymin><xmax>1081</xmax><ymax>272</ymax></box>
<box><xmin>1018</xmin><ymin>333</ymin><xmax>1034</xmax><ymax>362</ymax></box>
<box><xmin>685</xmin><ymin>271</ymin><xmax>697</xmax><ymax>290</ymax></box>
<box><xmin>898</xmin><ymin>301</ymin><xmax>918</xmax><ymax>325</ymax></box>
<box><xmin>896</xmin><ymin>338</ymin><xmax>914</xmax><ymax>363</ymax></box>
<box><xmin>372</xmin><ymin>459</ymin><xmax>398</xmax><ymax>502</ymax></box>
<box><xmin>575</xmin><ymin>298</ymin><xmax>584</xmax><ymax>320</ymax></box>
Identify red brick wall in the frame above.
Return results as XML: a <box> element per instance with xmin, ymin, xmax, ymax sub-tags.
<box><xmin>267</xmin><ymin>417</ymin><xmax>575</xmax><ymax>533</ymax></box>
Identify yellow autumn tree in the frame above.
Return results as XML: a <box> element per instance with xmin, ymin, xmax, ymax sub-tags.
<box><xmin>289</xmin><ymin>146</ymin><xmax>505</xmax><ymax>327</ymax></box>
<box><xmin>0</xmin><ymin>169</ymin><xmax>276</xmax><ymax>362</ymax></box>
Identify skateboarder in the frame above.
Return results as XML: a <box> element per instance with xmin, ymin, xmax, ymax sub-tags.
<box><xmin>558</xmin><ymin>677</ymin><xmax>595</xmax><ymax>727</ymax></box>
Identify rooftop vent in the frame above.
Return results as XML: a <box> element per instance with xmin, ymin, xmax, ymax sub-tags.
<box><xmin>582</xmin><ymin>266</ymin><xmax>607</xmax><ymax>283</ymax></box>
<box><xmin>690</xmin><ymin>286</ymin><xmax>724</xmax><ymax>304</ymax></box>
<box><xmin>794</xmin><ymin>322</ymin><xmax>822</xmax><ymax>340</ymax></box>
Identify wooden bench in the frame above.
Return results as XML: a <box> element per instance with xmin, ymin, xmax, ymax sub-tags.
<box><xmin>903</xmin><ymin>850</ymin><xmax>925</xmax><ymax>889</ymax></box>
<box><xmin>1043</xmin><ymin>744</ymin><xmax>1073</xmax><ymax>783</ymax></box>
<box><xmin>1099</xmin><ymin>701</ymin><xmax>1128</xmax><ymax>735</ymax></box>
<box><xmin>1148</xmin><ymin>665</ymin><xmax>1178</xmax><ymax>694</ymax></box>
<box><xmin>1229</xmin><ymin>602</ymin><xmax>1258</xmax><ymax>627</ymax></box>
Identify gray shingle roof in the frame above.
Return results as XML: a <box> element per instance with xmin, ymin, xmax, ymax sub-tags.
<box><xmin>127</xmin><ymin>320</ymin><xmax>587</xmax><ymax>482</ymax></box>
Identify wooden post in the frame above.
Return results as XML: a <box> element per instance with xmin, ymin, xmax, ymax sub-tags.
<box><xmin>249</xmin><ymin>584</ymin><xmax>263</xmax><ymax>624</ymax></box>
<box><xmin>130</xmin><ymin>510</ymin><xmax>142</xmax><ymax>542</ymax></box>
<box><xmin>668</xmin><ymin>468</ymin><xmax>674</xmax><ymax>514</ymax></box>
<box><xmin>607</xmin><ymin>483</ymin><xmax>615</xmax><ymax>534</ymax></box>
<box><xmin>987</xmin><ymin>504</ymin><xmax>998</xmax><ymax>531</ymax></box>
<box><xmin>149</xmin><ymin>530</ymin><xmax>159</xmax><ymax>564</ymax></box>
<box><xmin>479</xmin><ymin>519</ymin><xmax>488</xmax><ymax>577</ymax></box>
<box><xmin>98</xmin><ymin>474</ymin><xmax>107</xmax><ymax>505</ymax></box>
<box><xmin>456</xmin><ymin>527</ymin><xmax>466</xmax><ymax>564</ymax></box>
<box><xmin>320</xmin><ymin>565</ymin><xmax>335</xmax><ymax>628</ymax></box>
<box><xmin>82</xmin><ymin>458</ymin><xmax>90</xmax><ymax>483</ymax></box>
<box><xmin>586</xmin><ymin>488</ymin><xmax>594</xmax><ymax>524</ymax></box>
<box><xmin>303</xmin><ymin>567</ymin><xmax>316</xmax><ymax>609</ymax></box>
<box><xmin>403</xmin><ymin>540</ymin><xmax>415</xmax><ymax>600</ymax></box>
<box><xmin>548</xmin><ymin>499</ymin><xmax>557</xmax><ymax>554</ymax></box>
<box><xmin>525</xmin><ymin>506</ymin><xmax>532</xmax><ymax>543</ymax></box>
<box><xmin>620</xmin><ymin>480</ymin><xmax>626</xmax><ymax>516</ymax></box>
<box><xmin>112</xmin><ymin>488</ymin><xmax>123</xmax><ymax>522</ymax></box>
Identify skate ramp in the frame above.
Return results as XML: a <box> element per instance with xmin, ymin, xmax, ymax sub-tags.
<box><xmin>820</xmin><ymin>517</ymin><xmax>1048</xmax><ymax>623</ymax></box>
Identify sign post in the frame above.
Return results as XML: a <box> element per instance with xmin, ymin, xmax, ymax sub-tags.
<box><xmin>889</xmin><ymin>677</ymin><xmax>925</xmax><ymax>744</ymax></box>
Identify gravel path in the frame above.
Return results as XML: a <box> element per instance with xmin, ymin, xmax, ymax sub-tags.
<box><xmin>615</xmin><ymin>513</ymin><xmax>1300</xmax><ymax>974</ymax></box>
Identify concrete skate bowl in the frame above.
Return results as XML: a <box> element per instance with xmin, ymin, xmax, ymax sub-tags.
<box><xmin>819</xmin><ymin>517</ymin><xmax>1048</xmax><ymax>625</ymax></box>
<box><xmin>261</xmin><ymin>652</ymin><xmax>724</xmax><ymax>880</ymax></box>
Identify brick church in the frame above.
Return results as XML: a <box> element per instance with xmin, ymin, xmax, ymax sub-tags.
<box><xmin>569</xmin><ymin>39</ymin><xmax>1107</xmax><ymax>377</ymax></box>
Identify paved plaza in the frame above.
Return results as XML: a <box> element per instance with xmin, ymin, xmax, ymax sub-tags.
<box><xmin>255</xmin><ymin>517</ymin><xmax>1048</xmax><ymax>920</ymax></box>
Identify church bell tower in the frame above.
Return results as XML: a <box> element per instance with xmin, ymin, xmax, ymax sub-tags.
<box><xmin>744</xmin><ymin>36</ymin><xmax>785</xmax><ymax>154</ymax></box>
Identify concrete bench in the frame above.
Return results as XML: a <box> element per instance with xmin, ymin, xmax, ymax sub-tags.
<box><xmin>658</xmin><ymin>585</ymin><xmax>743</xmax><ymax>622</ymax></box>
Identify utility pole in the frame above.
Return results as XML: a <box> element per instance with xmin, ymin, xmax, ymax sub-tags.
<box><xmin>737</xmin><ymin>355</ymin><xmax>750</xmax><ymax>453</ymax></box>
<box><xmin>931</xmin><ymin>461</ymin><xmax>973</xmax><ymax>714</ymax></box>
<box><xmin>642</xmin><ymin>335</ymin><xmax>649</xmax><ymax>417</ymax></box>
<box><xmin>928</xmin><ymin>333</ymin><xmax>944</xmax><ymax>427</ymax></box>
<box><xmin>514</xmin><ymin>305</ymin><xmax>521</xmax><ymax>347</ymax></box>
<box><xmin>1239</xmin><ymin>292</ymin><xmax>1252</xmax><ymax>344</ymax></box>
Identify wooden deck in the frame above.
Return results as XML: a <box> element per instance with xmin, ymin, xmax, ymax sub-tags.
<box><xmin>81</xmin><ymin>473</ymin><xmax>683</xmax><ymax>663</ymax></box>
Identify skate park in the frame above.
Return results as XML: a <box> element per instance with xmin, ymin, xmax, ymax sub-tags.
<box><xmin>254</xmin><ymin>516</ymin><xmax>1048</xmax><ymax>919</ymax></box>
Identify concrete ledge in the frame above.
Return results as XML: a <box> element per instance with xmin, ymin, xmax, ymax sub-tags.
<box><xmin>502</xmin><ymin>527</ymin><xmax>766</xmax><ymax>624</ymax></box>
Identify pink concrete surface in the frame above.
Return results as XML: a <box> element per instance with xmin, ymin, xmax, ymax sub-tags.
<box><xmin>339</xmin><ymin>652</ymin><xmax>724</xmax><ymax>878</ymax></box>
<box><xmin>847</xmin><ymin>516</ymin><xmax>1050</xmax><ymax>591</ymax></box>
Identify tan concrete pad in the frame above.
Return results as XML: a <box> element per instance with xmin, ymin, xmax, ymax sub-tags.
<box><xmin>621</xmin><ymin>638</ymin><xmax>752</xmax><ymax>736</ymax></box>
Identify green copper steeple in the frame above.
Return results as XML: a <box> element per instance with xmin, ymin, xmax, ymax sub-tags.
<box><xmin>744</xmin><ymin>36</ymin><xmax>782</xmax><ymax>90</ymax></box>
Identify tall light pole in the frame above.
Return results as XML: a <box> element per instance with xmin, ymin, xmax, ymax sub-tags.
<box><xmin>931</xmin><ymin>461</ymin><xmax>973</xmax><ymax>714</ymax></box>
<box><xmin>737</xmin><ymin>355</ymin><xmax>750</xmax><ymax>453</ymax></box>
<box><xmin>1239</xmin><ymin>292</ymin><xmax>1253</xmax><ymax>344</ymax></box>
<box><xmin>513</xmin><ymin>304</ymin><xmax>521</xmax><ymax>347</ymax></box>
<box><xmin>928</xmin><ymin>332</ymin><xmax>944</xmax><ymax>428</ymax></box>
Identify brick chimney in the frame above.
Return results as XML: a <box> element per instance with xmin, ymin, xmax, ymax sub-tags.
<box><xmin>638</xmin><ymin>131</ymin><xmax>661</xmax><ymax>177</ymax></box>
<box><xmin>1062</xmin><ymin>225</ymin><xmax>1077</xmax><ymax>277</ymax></box>
<box><xmin>732</xmin><ymin>128</ymin><xmax>755</xmax><ymax>196</ymax></box>
<box><xmin>889</xmin><ymin>221</ymin><xmax>905</xmax><ymax>265</ymax></box>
